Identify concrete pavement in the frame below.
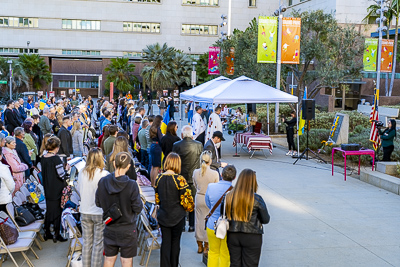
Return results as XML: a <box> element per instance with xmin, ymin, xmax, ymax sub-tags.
<box><xmin>4</xmin><ymin>109</ymin><xmax>400</xmax><ymax>266</ymax></box>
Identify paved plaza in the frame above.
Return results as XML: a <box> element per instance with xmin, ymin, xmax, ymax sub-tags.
<box><xmin>4</xmin><ymin>110</ymin><xmax>400</xmax><ymax>267</ymax></box>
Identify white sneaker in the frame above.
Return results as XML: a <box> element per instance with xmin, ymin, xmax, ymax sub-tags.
<box><xmin>292</xmin><ymin>151</ymin><xmax>297</xmax><ymax>156</ymax></box>
<box><xmin>286</xmin><ymin>151</ymin><xmax>292</xmax><ymax>156</ymax></box>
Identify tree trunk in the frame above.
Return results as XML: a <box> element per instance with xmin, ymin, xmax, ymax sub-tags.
<box><xmin>389</xmin><ymin>15</ymin><xmax>399</xmax><ymax>96</ymax></box>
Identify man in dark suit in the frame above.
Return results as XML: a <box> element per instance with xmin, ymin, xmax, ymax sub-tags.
<box><xmin>14</xmin><ymin>127</ymin><xmax>32</xmax><ymax>177</ymax></box>
<box><xmin>147</xmin><ymin>90</ymin><xmax>153</xmax><ymax>115</ymax></box>
<box><xmin>204</xmin><ymin>131</ymin><xmax>227</xmax><ymax>172</ymax></box>
<box><xmin>172</xmin><ymin>125</ymin><xmax>203</xmax><ymax>232</ymax></box>
<box><xmin>4</xmin><ymin>100</ymin><xmax>20</xmax><ymax>135</ymax></box>
<box><xmin>18</xmin><ymin>98</ymin><xmax>27</xmax><ymax>121</ymax></box>
<box><xmin>13</xmin><ymin>101</ymin><xmax>24</xmax><ymax>126</ymax></box>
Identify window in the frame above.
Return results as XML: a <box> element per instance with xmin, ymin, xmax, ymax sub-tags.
<box><xmin>0</xmin><ymin>47</ymin><xmax>38</xmax><ymax>54</ymax></box>
<box><xmin>181</xmin><ymin>24</ymin><xmax>218</xmax><ymax>36</ymax></box>
<box><xmin>124</xmin><ymin>0</ymin><xmax>161</xmax><ymax>2</ymax></box>
<box><xmin>0</xmin><ymin>17</ymin><xmax>38</xmax><ymax>28</ymax></box>
<box><xmin>62</xmin><ymin>20</ymin><xmax>101</xmax><ymax>30</ymax></box>
<box><xmin>123</xmin><ymin>52</ymin><xmax>146</xmax><ymax>58</ymax></box>
<box><xmin>62</xmin><ymin>50</ymin><xmax>100</xmax><ymax>55</ymax></box>
<box><xmin>182</xmin><ymin>0</ymin><xmax>219</xmax><ymax>6</ymax></box>
<box><xmin>249</xmin><ymin>0</ymin><xmax>256</xmax><ymax>7</ymax></box>
<box><xmin>123</xmin><ymin>22</ymin><xmax>160</xmax><ymax>33</ymax></box>
<box><xmin>59</xmin><ymin>81</ymin><xmax>98</xmax><ymax>88</ymax></box>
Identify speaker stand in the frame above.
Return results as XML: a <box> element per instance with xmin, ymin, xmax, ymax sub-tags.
<box><xmin>293</xmin><ymin>120</ymin><xmax>327</xmax><ymax>165</ymax></box>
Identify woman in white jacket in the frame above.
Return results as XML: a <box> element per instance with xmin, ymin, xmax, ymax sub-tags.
<box><xmin>0</xmin><ymin>147</ymin><xmax>15</xmax><ymax>213</ymax></box>
<box><xmin>77</xmin><ymin>147</ymin><xmax>109</xmax><ymax>267</ymax></box>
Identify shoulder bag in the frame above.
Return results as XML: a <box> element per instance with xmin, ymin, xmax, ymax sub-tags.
<box><xmin>214</xmin><ymin>195</ymin><xmax>230</xmax><ymax>239</ymax></box>
<box><xmin>204</xmin><ymin>185</ymin><xmax>232</xmax><ymax>230</ymax></box>
<box><xmin>13</xmin><ymin>203</ymin><xmax>36</xmax><ymax>227</ymax></box>
<box><xmin>103</xmin><ymin>193</ymin><xmax>122</xmax><ymax>225</ymax></box>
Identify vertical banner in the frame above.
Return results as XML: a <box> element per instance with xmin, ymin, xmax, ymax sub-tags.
<box><xmin>208</xmin><ymin>47</ymin><xmax>221</xmax><ymax>75</ymax></box>
<box><xmin>226</xmin><ymin>47</ymin><xmax>235</xmax><ymax>75</ymax></box>
<box><xmin>363</xmin><ymin>38</ymin><xmax>378</xmax><ymax>72</ymax></box>
<box><xmin>281</xmin><ymin>17</ymin><xmax>301</xmax><ymax>64</ymax></box>
<box><xmin>380</xmin><ymin>39</ymin><xmax>394</xmax><ymax>73</ymax></box>
<box><xmin>257</xmin><ymin>16</ymin><xmax>278</xmax><ymax>63</ymax></box>
<box><xmin>110</xmin><ymin>82</ymin><xmax>114</xmax><ymax>101</ymax></box>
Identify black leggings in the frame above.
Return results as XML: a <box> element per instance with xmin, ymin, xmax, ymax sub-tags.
<box><xmin>227</xmin><ymin>232</ymin><xmax>263</xmax><ymax>267</ymax></box>
<box><xmin>382</xmin><ymin>145</ymin><xmax>394</xmax><ymax>161</ymax></box>
<box><xmin>287</xmin><ymin>128</ymin><xmax>295</xmax><ymax>150</ymax></box>
<box><xmin>159</xmin><ymin>217</ymin><xmax>185</xmax><ymax>267</ymax></box>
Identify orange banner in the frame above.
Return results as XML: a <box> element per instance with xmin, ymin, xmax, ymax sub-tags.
<box><xmin>226</xmin><ymin>47</ymin><xmax>235</xmax><ymax>75</ymax></box>
<box><xmin>281</xmin><ymin>17</ymin><xmax>301</xmax><ymax>64</ymax></box>
<box><xmin>380</xmin><ymin>39</ymin><xmax>394</xmax><ymax>73</ymax></box>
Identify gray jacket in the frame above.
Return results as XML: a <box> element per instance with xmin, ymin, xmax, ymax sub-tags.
<box><xmin>72</xmin><ymin>130</ymin><xmax>84</xmax><ymax>155</ymax></box>
<box><xmin>38</xmin><ymin>115</ymin><xmax>52</xmax><ymax>135</ymax></box>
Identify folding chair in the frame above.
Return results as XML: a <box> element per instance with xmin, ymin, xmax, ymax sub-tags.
<box><xmin>36</xmin><ymin>162</ymin><xmax>41</xmax><ymax>172</ymax></box>
<box><xmin>70</xmin><ymin>191</ymin><xmax>80</xmax><ymax>206</ymax></box>
<box><xmin>12</xmin><ymin>197</ymin><xmax>22</xmax><ymax>207</ymax></box>
<box><xmin>65</xmin><ymin>215</ymin><xmax>83</xmax><ymax>267</ymax></box>
<box><xmin>139</xmin><ymin>213</ymin><xmax>161</xmax><ymax>267</ymax></box>
<box><xmin>29</xmin><ymin>175</ymin><xmax>39</xmax><ymax>184</ymax></box>
<box><xmin>0</xmin><ymin>235</ymin><xmax>38</xmax><ymax>267</ymax></box>
<box><xmin>18</xmin><ymin>188</ymin><xmax>45</xmax><ymax>222</ymax></box>
<box><xmin>14</xmin><ymin>192</ymin><xmax>26</xmax><ymax>205</ymax></box>
<box><xmin>6</xmin><ymin>203</ymin><xmax>45</xmax><ymax>242</ymax></box>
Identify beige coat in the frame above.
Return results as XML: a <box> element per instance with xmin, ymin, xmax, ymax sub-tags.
<box><xmin>193</xmin><ymin>166</ymin><xmax>219</xmax><ymax>242</ymax></box>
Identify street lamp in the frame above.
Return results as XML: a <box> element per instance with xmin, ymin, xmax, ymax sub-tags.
<box><xmin>220</xmin><ymin>14</ymin><xmax>228</xmax><ymax>41</ymax></box>
<box><xmin>375</xmin><ymin>0</ymin><xmax>388</xmax><ymax>100</ymax></box>
<box><xmin>27</xmin><ymin>41</ymin><xmax>30</xmax><ymax>53</ymax></box>
<box><xmin>274</xmin><ymin>0</ymin><xmax>287</xmax><ymax>133</ymax></box>
<box><xmin>7</xmin><ymin>60</ymin><xmax>12</xmax><ymax>100</ymax></box>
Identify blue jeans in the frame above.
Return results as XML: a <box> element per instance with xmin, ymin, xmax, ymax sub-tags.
<box><xmin>140</xmin><ymin>149</ymin><xmax>149</xmax><ymax>171</ymax></box>
<box><xmin>188</xmin><ymin>110</ymin><xmax>193</xmax><ymax>124</ymax></box>
<box><xmin>147</xmin><ymin>147</ymin><xmax>152</xmax><ymax>173</ymax></box>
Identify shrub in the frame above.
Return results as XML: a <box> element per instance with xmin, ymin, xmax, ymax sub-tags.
<box><xmin>298</xmin><ymin>129</ymin><xmax>330</xmax><ymax>151</ymax></box>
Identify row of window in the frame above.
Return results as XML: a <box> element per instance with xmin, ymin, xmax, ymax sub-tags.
<box><xmin>181</xmin><ymin>24</ymin><xmax>218</xmax><ymax>35</ymax></box>
<box><xmin>59</xmin><ymin>81</ymin><xmax>99</xmax><ymax>88</ymax></box>
<box><xmin>0</xmin><ymin>17</ymin><xmax>38</xmax><ymax>28</ymax></box>
<box><xmin>123</xmin><ymin>52</ymin><xmax>146</xmax><ymax>58</ymax></box>
<box><xmin>62</xmin><ymin>19</ymin><xmax>101</xmax><ymax>30</ymax></box>
<box><xmin>123</xmin><ymin>0</ymin><xmax>160</xmax><ymax>2</ymax></box>
<box><xmin>363</xmin><ymin>72</ymin><xmax>400</xmax><ymax>79</ymax></box>
<box><xmin>62</xmin><ymin>50</ymin><xmax>100</xmax><ymax>55</ymax></box>
<box><xmin>0</xmin><ymin>48</ymin><xmax>38</xmax><ymax>54</ymax></box>
<box><xmin>182</xmin><ymin>0</ymin><xmax>219</xmax><ymax>6</ymax></box>
<box><xmin>123</xmin><ymin>22</ymin><xmax>161</xmax><ymax>33</ymax></box>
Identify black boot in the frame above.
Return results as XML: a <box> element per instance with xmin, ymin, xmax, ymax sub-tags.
<box><xmin>53</xmin><ymin>235</ymin><xmax>68</xmax><ymax>243</ymax></box>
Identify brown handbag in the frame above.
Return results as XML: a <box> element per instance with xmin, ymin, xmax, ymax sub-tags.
<box><xmin>0</xmin><ymin>211</ymin><xmax>19</xmax><ymax>245</ymax></box>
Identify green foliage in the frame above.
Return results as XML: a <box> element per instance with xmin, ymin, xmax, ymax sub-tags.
<box><xmin>141</xmin><ymin>43</ymin><xmax>192</xmax><ymax>93</ymax></box>
<box><xmin>310</xmin><ymin>111</ymin><xmax>370</xmax><ymax>132</ymax></box>
<box><xmin>0</xmin><ymin>57</ymin><xmax>28</xmax><ymax>94</ymax></box>
<box><xmin>299</xmin><ymin>129</ymin><xmax>330</xmax><ymax>151</ymax></box>
<box><xmin>196</xmin><ymin>53</ymin><xmax>212</xmax><ymax>84</ymax></box>
<box><xmin>18</xmin><ymin>54</ymin><xmax>52</xmax><ymax>91</ymax></box>
<box><xmin>218</xmin><ymin>18</ymin><xmax>282</xmax><ymax>87</ymax></box>
<box><xmin>289</xmin><ymin>10</ymin><xmax>364</xmax><ymax>101</ymax></box>
<box><xmin>105</xmin><ymin>57</ymin><xmax>138</xmax><ymax>93</ymax></box>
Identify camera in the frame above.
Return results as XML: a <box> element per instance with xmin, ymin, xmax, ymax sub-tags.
<box><xmin>375</xmin><ymin>121</ymin><xmax>384</xmax><ymax>128</ymax></box>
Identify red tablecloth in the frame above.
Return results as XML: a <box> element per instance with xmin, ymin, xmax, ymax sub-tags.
<box><xmin>233</xmin><ymin>132</ymin><xmax>273</xmax><ymax>154</ymax></box>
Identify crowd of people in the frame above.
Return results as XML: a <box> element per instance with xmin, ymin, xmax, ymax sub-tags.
<box><xmin>0</xmin><ymin>91</ymin><xmax>270</xmax><ymax>267</ymax></box>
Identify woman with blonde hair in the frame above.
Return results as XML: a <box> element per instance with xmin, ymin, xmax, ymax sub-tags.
<box><xmin>71</xmin><ymin>121</ymin><xmax>84</xmax><ymax>157</ymax></box>
<box><xmin>193</xmin><ymin>150</ymin><xmax>219</xmax><ymax>254</ymax></box>
<box><xmin>225</xmin><ymin>169</ymin><xmax>270</xmax><ymax>267</ymax></box>
<box><xmin>105</xmin><ymin>136</ymin><xmax>137</xmax><ymax>181</ymax></box>
<box><xmin>78</xmin><ymin>147</ymin><xmax>109</xmax><ymax>267</ymax></box>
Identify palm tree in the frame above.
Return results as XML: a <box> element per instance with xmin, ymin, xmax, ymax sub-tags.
<box><xmin>104</xmin><ymin>57</ymin><xmax>138</xmax><ymax>94</ymax></box>
<box><xmin>0</xmin><ymin>57</ymin><xmax>28</xmax><ymax>95</ymax></box>
<box><xmin>18</xmin><ymin>54</ymin><xmax>52</xmax><ymax>91</ymax></box>
<box><xmin>141</xmin><ymin>43</ymin><xmax>176</xmax><ymax>94</ymax></box>
<box><xmin>170</xmin><ymin>52</ymin><xmax>192</xmax><ymax>90</ymax></box>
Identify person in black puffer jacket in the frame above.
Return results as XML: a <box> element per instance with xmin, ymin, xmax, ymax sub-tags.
<box><xmin>224</xmin><ymin>168</ymin><xmax>270</xmax><ymax>267</ymax></box>
<box><xmin>96</xmin><ymin>152</ymin><xmax>142</xmax><ymax>267</ymax></box>
<box><xmin>282</xmin><ymin>111</ymin><xmax>297</xmax><ymax>156</ymax></box>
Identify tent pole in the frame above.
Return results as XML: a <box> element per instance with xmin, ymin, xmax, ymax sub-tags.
<box><xmin>297</xmin><ymin>102</ymin><xmax>300</xmax><ymax>156</ymax></box>
<box><xmin>180</xmin><ymin>98</ymin><xmax>182</xmax><ymax>121</ymax></box>
<box><xmin>267</xmin><ymin>103</ymin><xmax>270</xmax><ymax>136</ymax></box>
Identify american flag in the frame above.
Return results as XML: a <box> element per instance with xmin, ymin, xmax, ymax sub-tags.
<box><xmin>369</xmin><ymin>88</ymin><xmax>381</xmax><ymax>150</ymax></box>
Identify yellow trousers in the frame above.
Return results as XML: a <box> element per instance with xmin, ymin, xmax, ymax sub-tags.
<box><xmin>207</xmin><ymin>228</ymin><xmax>230</xmax><ymax>267</ymax></box>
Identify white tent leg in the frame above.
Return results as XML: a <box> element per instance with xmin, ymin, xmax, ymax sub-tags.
<box><xmin>180</xmin><ymin>98</ymin><xmax>182</xmax><ymax>121</ymax></box>
<box><xmin>297</xmin><ymin>102</ymin><xmax>300</xmax><ymax>156</ymax></box>
<box><xmin>267</xmin><ymin>103</ymin><xmax>270</xmax><ymax>136</ymax></box>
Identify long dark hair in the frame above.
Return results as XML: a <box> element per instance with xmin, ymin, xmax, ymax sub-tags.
<box><xmin>388</xmin><ymin>119</ymin><xmax>397</xmax><ymax>137</ymax></box>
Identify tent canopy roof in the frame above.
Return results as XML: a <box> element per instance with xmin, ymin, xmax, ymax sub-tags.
<box><xmin>180</xmin><ymin>76</ymin><xmax>231</xmax><ymax>101</ymax></box>
<box><xmin>193</xmin><ymin>76</ymin><xmax>298</xmax><ymax>104</ymax></box>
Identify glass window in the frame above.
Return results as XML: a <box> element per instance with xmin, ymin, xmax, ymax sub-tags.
<box><xmin>125</xmin><ymin>22</ymin><xmax>160</xmax><ymax>33</ymax></box>
<box><xmin>182</xmin><ymin>24</ymin><xmax>217</xmax><ymax>35</ymax></box>
<box><xmin>183</xmin><ymin>0</ymin><xmax>219</xmax><ymax>5</ymax></box>
<box><xmin>33</xmin><ymin>18</ymin><xmax>38</xmax><ymax>28</ymax></box>
<box><xmin>62</xmin><ymin>19</ymin><xmax>99</xmax><ymax>30</ymax></box>
<box><xmin>249</xmin><ymin>0</ymin><xmax>256</xmax><ymax>6</ymax></box>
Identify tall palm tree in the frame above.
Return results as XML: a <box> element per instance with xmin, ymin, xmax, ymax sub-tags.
<box><xmin>104</xmin><ymin>57</ymin><xmax>138</xmax><ymax>94</ymax></box>
<box><xmin>170</xmin><ymin>52</ymin><xmax>192</xmax><ymax>90</ymax></box>
<box><xmin>0</xmin><ymin>57</ymin><xmax>28</xmax><ymax>94</ymax></box>
<box><xmin>141</xmin><ymin>43</ymin><xmax>175</xmax><ymax>94</ymax></box>
<box><xmin>18</xmin><ymin>54</ymin><xmax>52</xmax><ymax>91</ymax></box>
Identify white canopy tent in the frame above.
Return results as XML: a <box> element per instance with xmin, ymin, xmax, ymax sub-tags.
<box><xmin>180</xmin><ymin>75</ymin><xmax>300</xmax><ymax>156</ymax></box>
<box><xmin>180</xmin><ymin>76</ymin><xmax>231</xmax><ymax>101</ymax></box>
